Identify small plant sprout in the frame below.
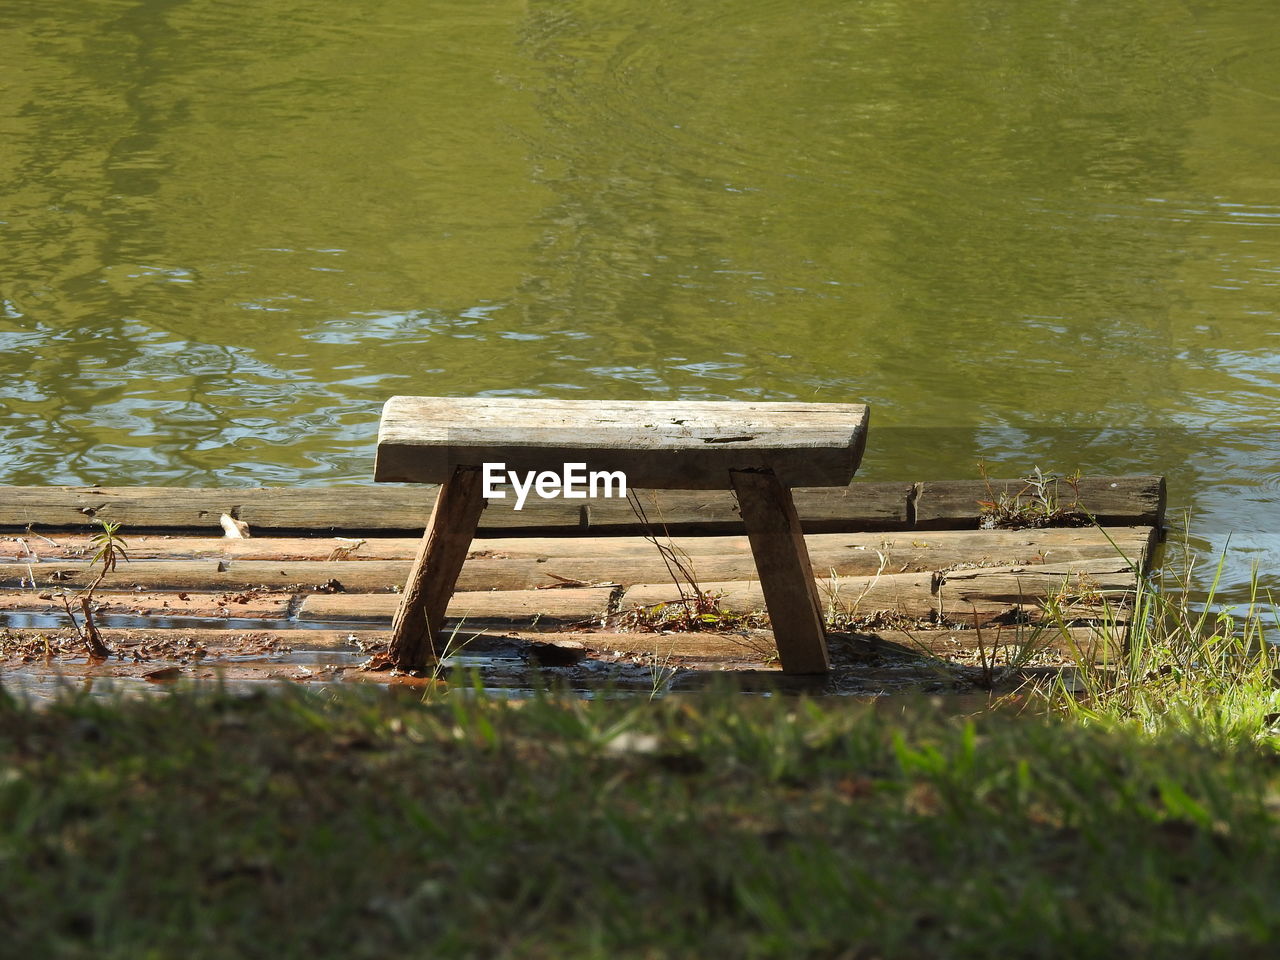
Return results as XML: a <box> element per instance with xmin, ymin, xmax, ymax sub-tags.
<box><xmin>977</xmin><ymin>463</ymin><xmax>1089</xmax><ymax>530</ymax></box>
<box><xmin>821</xmin><ymin>548</ymin><xmax>889</xmax><ymax>630</ymax></box>
<box><xmin>421</xmin><ymin>617</ymin><xmax>485</xmax><ymax>700</ymax></box>
<box><xmin>620</xmin><ymin>491</ymin><xmax>766</xmax><ymax>634</ymax></box>
<box><xmin>58</xmin><ymin>519</ymin><xmax>128</xmax><ymax>660</ymax></box>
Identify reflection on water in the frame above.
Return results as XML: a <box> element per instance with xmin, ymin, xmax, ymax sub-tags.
<box><xmin>1</xmin><ymin>0</ymin><xmax>1279</xmax><ymax>598</ymax></box>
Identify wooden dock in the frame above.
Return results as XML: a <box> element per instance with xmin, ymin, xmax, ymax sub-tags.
<box><xmin>0</xmin><ymin>476</ymin><xmax>1165</xmax><ymax>687</ymax></box>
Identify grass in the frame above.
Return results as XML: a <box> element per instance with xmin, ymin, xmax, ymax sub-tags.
<box><xmin>4</xmin><ymin>508</ymin><xmax>1278</xmax><ymax>956</ymax></box>
<box><xmin>618</xmin><ymin>490</ymin><xmax>768</xmax><ymax>635</ymax></box>
<box><xmin>1</xmin><ymin>680</ymin><xmax>1278</xmax><ymax>959</ymax></box>
<box><xmin>977</xmin><ymin>465</ymin><xmax>1090</xmax><ymax>530</ymax></box>
<box><xmin>54</xmin><ymin>519</ymin><xmax>128</xmax><ymax>660</ymax></box>
<box><xmin>1025</xmin><ymin>521</ymin><xmax>1280</xmax><ymax>745</ymax></box>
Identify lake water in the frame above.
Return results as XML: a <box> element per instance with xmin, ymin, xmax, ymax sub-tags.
<box><xmin>2</xmin><ymin>0</ymin><xmax>1278</xmax><ymax>600</ymax></box>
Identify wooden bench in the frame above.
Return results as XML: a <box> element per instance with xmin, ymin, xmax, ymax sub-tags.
<box><xmin>375</xmin><ymin>396</ymin><xmax>870</xmax><ymax>674</ymax></box>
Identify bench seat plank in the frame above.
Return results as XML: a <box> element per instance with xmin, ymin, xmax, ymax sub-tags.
<box><xmin>375</xmin><ymin>397</ymin><xmax>870</xmax><ymax>489</ymax></box>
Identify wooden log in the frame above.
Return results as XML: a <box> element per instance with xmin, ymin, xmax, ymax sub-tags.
<box><xmin>623</xmin><ymin>573</ymin><xmax>939</xmax><ymax>622</ymax></box>
<box><xmin>0</xmin><ymin>478</ymin><xmax>1164</xmax><ymax>535</ymax></box>
<box><xmin>0</xmin><ymin>559</ymin><xmax>408</xmax><ymax>593</ymax></box>
<box><xmin>0</xmin><ymin>526</ymin><xmax>1158</xmax><ymax>575</ymax></box>
<box><xmin>0</xmin><ymin>524</ymin><xmax>1156</xmax><ymax>593</ymax></box>
<box><xmin>0</xmin><ymin>626</ymin><xmax>762</xmax><ymax>662</ymax></box>
<box><xmin>861</xmin><ymin>624</ymin><xmax>1125</xmax><ymax>659</ymax></box>
<box><xmin>937</xmin><ymin>558</ymin><xmax>1137</xmax><ymax>624</ymax></box>
<box><xmin>464</xmin><ymin>524</ymin><xmax>1161</xmax><ymax>571</ymax></box>
<box><xmin>0</xmin><ymin>659</ymin><xmax>331</xmax><ymax>685</ymax></box>
<box><xmin>540</xmin><ymin>624</ymin><xmax>1123</xmax><ymax>662</ymax></box>
<box><xmin>0</xmin><ymin>534</ymin><xmax>423</xmax><ymax>562</ymax></box>
<box><xmin>0</xmin><ymin>592</ymin><xmax>291</xmax><ymax>619</ymax></box>
<box><xmin>0</xmin><ymin>622</ymin><xmax>1123</xmax><ymax>668</ymax></box>
<box><xmin>914</xmin><ymin>476</ymin><xmax>1166</xmax><ymax>529</ymax></box>
<box><xmin>0</xmin><ymin>522</ymin><xmax>1157</xmax><ymax>599</ymax></box>
<box><xmin>730</xmin><ymin>469</ymin><xmax>830</xmax><ymax>673</ymax></box>
<box><xmin>375</xmin><ymin>397</ymin><xmax>870</xmax><ymax>489</ymax></box>
<box><xmin>0</xmin><ymin>561</ymin><xmax>1126</xmax><ymax>629</ymax></box>
<box><xmin>520</xmin><ymin>629</ymin><xmax>781</xmax><ymax>661</ymax></box>
<box><xmin>0</xmin><ymin>557</ymin><xmax>624</xmax><ymax>593</ymax></box>
<box><xmin>299</xmin><ymin>587</ymin><xmax>614</xmax><ymax>626</ymax></box>
<box><xmin>0</xmin><ymin>486</ymin><xmax>436</xmax><ymax>533</ymax></box>
<box><xmin>0</xmin><ymin>485</ymin><xmax>900</xmax><ymax>535</ymax></box>
<box><xmin>0</xmin><ymin>627</ymin><xmax>374</xmax><ymax>650</ymax></box>
<box><xmin>622</xmin><ymin>557</ymin><xmax>1138</xmax><ymax>627</ymax></box>
<box><xmin>0</xmin><ymin>627</ymin><xmax>501</xmax><ymax>655</ymax></box>
<box><xmin>390</xmin><ymin>466</ymin><xmax>489</xmax><ymax>667</ymax></box>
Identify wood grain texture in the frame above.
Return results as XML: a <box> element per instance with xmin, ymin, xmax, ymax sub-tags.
<box><xmin>0</xmin><ymin>527</ymin><xmax>1158</xmax><ymax>617</ymax></box>
<box><xmin>0</xmin><ymin>623</ymin><xmax>1122</xmax><ymax>665</ymax></box>
<box><xmin>0</xmin><ymin>592</ymin><xmax>291</xmax><ymax>619</ymax></box>
<box><xmin>299</xmin><ymin>587</ymin><xmax>613</xmax><ymax>626</ymax></box>
<box><xmin>0</xmin><ymin>628</ymin><xmax>386</xmax><ymax>651</ymax></box>
<box><xmin>863</xmin><ymin>624</ymin><xmax>1125</xmax><ymax>659</ymax></box>
<box><xmin>389</xmin><ymin>466</ymin><xmax>488</xmax><ymax>667</ymax></box>
<box><xmin>0</xmin><ymin>563</ymin><xmax>1131</xmax><ymax>630</ymax></box>
<box><xmin>0</xmin><ymin>525</ymin><xmax>1158</xmax><ymax>573</ymax></box>
<box><xmin>0</xmin><ymin>477</ymin><xmax>1164</xmax><ymax>534</ymax></box>
<box><xmin>729</xmin><ymin>469</ymin><xmax>830</xmax><ymax>673</ymax></box>
<box><xmin>623</xmin><ymin>573</ymin><xmax>938</xmax><ymax>621</ymax></box>
<box><xmin>621</xmin><ymin>557</ymin><xmax>1137</xmax><ymax>627</ymax></box>
<box><xmin>375</xmin><ymin>396</ymin><xmax>870</xmax><ymax>488</ymax></box>
<box><xmin>915</xmin><ymin>476</ymin><xmax>1167</xmax><ymax>528</ymax></box>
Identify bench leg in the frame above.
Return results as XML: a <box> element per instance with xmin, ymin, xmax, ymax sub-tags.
<box><xmin>730</xmin><ymin>468</ymin><xmax>830</xmax><ymax>674</ymax></box>
<box><xmin>390</xmin><ymin>465</ymin><xmax>487</xmax><ymax>670</ymax></box>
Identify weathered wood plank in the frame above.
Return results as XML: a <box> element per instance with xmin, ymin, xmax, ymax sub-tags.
<box><xmin>621</xmin><ymin>557</ymin><xmax>1137</xmax><ymax>627</ymax></box>
<box><xmin>623</xmin><ymin>573</ymin><xmax>938</xmax><ymax>622</ymax></box>
<box><xmin>0</xmin><ymin>592</ymin><xmax>291</xmax><ymax>619</ymax></box>
<box><xmin>521</xmin><ymin>629</ymin><xmax>781</xmax><ymax>661</ymax></box>
<box><xmin>0</xmin><ymin>486</ymin><xmax>432</xmax><ymax>532</ymax></box>
<box><xmin>0</xmin><ymin>560</ymin><xmax>402</xmax><ymax>592</ymax></box>
<box><xmin>730</xmin><ymin>469</ymin><xmax>830</xmax><ymax>673</ymax></box>
<box><xmin>0</xmin><ymin>622</ymin><xmax>1123</xmax><ymax>667</ymax></box>
<box><xmin>298</xmin><ymin>587</ymin><xmax>614</xmax><ymax>626</ymax></box>
<box><xmin>915</xmin><ymin>476</ymin><xmax>1166</xmax><ymax>529</ymax></box>
<box><xmin>0</xmin><ymin>526</ymin><xmax>1156</xmax><ymax>596</ymax></box>
<box><xmin>863</xmin><ymin>624</ymin><xmax>1125</xmax><ymax>659</ymax></box>
<box><xmin>390</xmin><ymin>465</ymin><xmax>488</xmax><ymax>666</ymax></box>
<box><xmin>546</xmin><ymin>624</ymin><xmax>1123</xmax><ymax>662</ymax></box>
<box><xmin>0</xmin><ymin>534</ymin><xmax>425</xmax><ymax>562</ymax></box>
<box><xmin>0</xmin><ymin>526</ymin><xmax>1158</xmax><ymax>574</ymax></box>
<box><xmin>0</xmin><ymin>626</ymin><xmax>762</xmax><ymax>661</ymax></box>
<box><xmin>375</xmin><ymin>397</ymin><xmax>870</xmax><ymax>489</ymax></box>
<box><xmin>937</xmin><ymin>559</ymin><xmax>1137</xmax><ymax>624</ymax></box>
<box><xmin>0</xmin><ymin>628</ymin><xmax>379</xmax><ymax>651</ymax></box>
<box><xmin>0</xmin><ymin>484</ymin><xmax>905</xmax><ymax>533</ymax></box>
<box><xmin>0</xmin><ymin>479</ymin><xmax>1164</xmax><ymax>534</ymax></box>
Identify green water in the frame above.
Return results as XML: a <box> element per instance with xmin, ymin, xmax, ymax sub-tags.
<box><xmin>2</xmin><ymin>0</ymin><xmax>1279</xmax><ymax>596</ymax></box>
